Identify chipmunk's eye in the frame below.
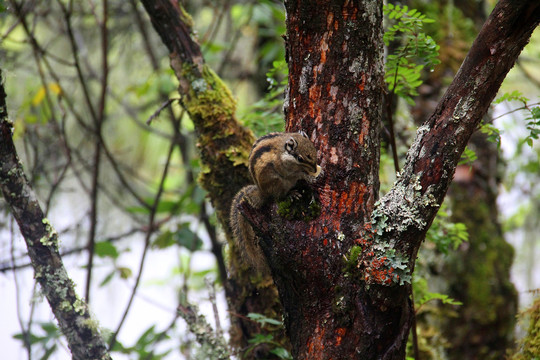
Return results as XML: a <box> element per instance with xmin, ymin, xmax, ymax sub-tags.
<box><xmin>296</xmin><ymin>155</ymin><xmax>305</xmax><ymax>163</ymax></box>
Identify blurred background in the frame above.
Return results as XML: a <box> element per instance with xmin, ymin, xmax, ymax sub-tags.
<box><xmin>0</xmin><ymin>1</ymin><xmax>538</xmax><ymax>359</ymax></box>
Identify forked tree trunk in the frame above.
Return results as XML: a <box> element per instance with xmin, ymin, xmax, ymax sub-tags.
<box><xmin>141</xmin><ymin>0</ymin><xmax>539</xmax><ymax>358</ymax></box>
<box><xmin>242</xmin><ymin>1</ymin><xmax>540</xmax><ymax>359</ymax></box>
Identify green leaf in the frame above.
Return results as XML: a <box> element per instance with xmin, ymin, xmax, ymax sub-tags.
<box><xmin>479</xmin><ymin>122</ymin><xmax>501</xmax><ymax>147</ymax></box>
<box><xmin>94</xmin><ymin>241</ymin><xmax>119</xmax><ymax>259</ymax></box>
<box><xmin>458</xmin><ymin>146</ymin><xmax>477</xmax><ymax>166</ymax></box>
<box><xmin>125</xmin><ymin>204</ymin><xmax>151</xmax><ymax>214</ymax></box>
<box><xmin>493</xmin><ymin>90</ymin><xmax>529</xmax><ymax>105</ymax></box>
<box><xmin>13</xmin><ymin>332</ymin><xmax>43</xmax><ymax>345</ymax></box>
<box><xmin>250</xmin><ymin>333</ymin><xmax>274</xmax><ymax>343</ymax></box>
<box><xmin>153</xmin><ymin>225</ymin><xmax>204</xmax><ymax>251</ymax></box>
<box><xmin>174</xmin><ymin>226</ymin><xmax>203</xmax><ymax>251</ymax></box>
<box><xmin>40</xmin><ymin>323</ymin><xmax>59</xmax><ymax>335</ymax></box>
<box><xmin>247</xmin><ymin>313</ymin><xmax>283</xmax><ymax>327</ymax></box>
<box><xmin>99</xmin><ymin>271</ymin><xmax>116</xmax><ymax>287</ymax></box>
<box><xmin>153</xmin><ymin>230</ymin><xmax>175</xmax><ymax>249</ymax></box>
<box><xmin>118</xmin><ymin>266</ymin><xmax>132</xmax><ymax>279</ymax></box>
<box><xmin>418</xmin><ymin>292</ymin><xmax>463</xmax><ymax>307</ymax></box>
<box><xmin>270</xmin><ymin>347</ymin><xmax>293</xmax><ymax>359</ymax></box>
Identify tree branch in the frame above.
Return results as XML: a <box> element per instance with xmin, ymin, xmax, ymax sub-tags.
<box><xmin>0</xmin><ymin>69</ymin><xmax>111</xmax><ymax>360</ymax></box>
<box><xmin>139</xmin><ymin>2</ymin><xmax>286</xmax><ymax>354</ymax></box>
<box><xmin>376</xmin><ymin>0</ymin><xmax>540</xmax><ymax>262</ymax></box>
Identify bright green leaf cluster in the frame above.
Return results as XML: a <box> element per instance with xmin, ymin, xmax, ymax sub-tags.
<box><xmin>415</xmin><ymin>277</ymin><xmax>463</xmax><ymax>308</ymax></box>
<box><xmin>458</xmin><ymin>146</ymin><xmax>478</xmax><ymax>166</ymax></box>
<box><xmin>425</xmin><ymin>203</ymin><xmax>469</xmax><ymax>255</ymax></box>
<box><xmin>493</xmin><ymin>90</ymin><xmax>540</xmax><ymax>148</ymax></box>
<box><xmin>241</xmin><ymin>59</ymin><xmax>287</xmax><ymax>136</ymax></box>
<box><xmin>524</xmin><ymin>106</ymin><xmax>540</xmax><ymax>147</ymax></box>
<box><xmin>479</xmin><ymin>122</ymin><xmax>502</xmax><ymax>147</ymax></box>
<box><xmin>246</xmin><ymin>313</ymin><xmax>291</xmax><ymax>359</ymax></box>
<box><xmin>493</xmin><ymin>90</ymin><xmax>529</xmax><ymax>105</ymax></box>
<box><xmin>383</xmin><ymin>4</ymin><xmax>440</xmax><ymax>105</ymax></box>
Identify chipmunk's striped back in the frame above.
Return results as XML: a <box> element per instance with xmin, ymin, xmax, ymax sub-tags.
<box><xmin>230</xmin><ymin>132</ymin><xmax>321</xmax><ymax>273</ymax></box>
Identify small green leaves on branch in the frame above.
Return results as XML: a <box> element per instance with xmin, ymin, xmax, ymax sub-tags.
<box><xmin>492</xmin><ymin>90</ymin><xmax>540</xmax><ymax>148</ymax></box>
<box><xmin>383</xmin><ymin>4</ymin><xmax>440</xmax><ymax>105</ymax></box>
<box><xmin>425</xmin><ymin>203</ymin><xmax>468</xmax><ymax>255</ymax></box>
<box><xmin>245</xmin><ymin>313</ymin><xmax>291</xmax><ymax>360</ymax></box>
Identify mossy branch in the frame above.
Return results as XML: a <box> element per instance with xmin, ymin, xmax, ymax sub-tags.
<box><xmin>0</xmin><ymin>70</ymin><xmax>111</xmax><ymax>360</ymax></box>
<box><xmin>141</xmin><ymin>0</ymin><xmax>255</xmax><ymax>237</ymax></box>
<box><xmin>177</xmin><ymin>296</ymin><xmax>231</xmax><ymax>360</ymax></box>
<box><xmin>140</xmin><ymin>2</ymin><xmax>288</xmax><ymax>357</ymax></box>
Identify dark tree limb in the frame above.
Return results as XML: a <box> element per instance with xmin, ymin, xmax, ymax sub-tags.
<box><xmin>377</xmin><ymin>0</ymin><xmax>540</xmax><ymax>262</ymax></box>
<box><xmin>139</xmin><ymin>0</ymin><xmax>287</xmax><ymax>355</ymax></box>
<box><xmin>0</xmin><ymin>70</ymin><xmax>112</xmax><ymax>360</ymax></box>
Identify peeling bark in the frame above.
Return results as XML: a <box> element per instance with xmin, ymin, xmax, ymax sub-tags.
<box><xmin>0</xmin><ymin>70</ymin><xmax>112</xmax><ymax>360</ymax></box>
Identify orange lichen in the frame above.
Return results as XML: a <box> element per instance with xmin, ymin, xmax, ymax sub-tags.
<box><xmin>335</xmin><ymin>327</ymin><xmax>347</xmax><ymax>346</ymax></box>
<box><xmin>362</xmin><ymin>255</ymin><xmax>400</xmax><ymax>284</ymax></box>
<box><xmin>358</xmin><ymin>112</ymin><xmax>369</xmax><ymax>145</ymax></box>
<box><xmin>306</xmin><ymin>324</ymin><xmax>326</xmax><ymax>358</ymax></box>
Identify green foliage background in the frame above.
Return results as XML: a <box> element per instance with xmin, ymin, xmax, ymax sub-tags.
<box><xmin>0</xmin><ymin>1</ymin><xmax>539</xmax><ymax>359</ymax></box>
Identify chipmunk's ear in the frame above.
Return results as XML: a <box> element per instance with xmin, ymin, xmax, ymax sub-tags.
<box><xmin>298</xmin><ymin>130</ymin><xmax>308</xmax><ymax>138</ymax></box>
<box><xmin>284</xmin><ymin>136</ymin><xmax>298</xmax><ymax>154</ymax></box>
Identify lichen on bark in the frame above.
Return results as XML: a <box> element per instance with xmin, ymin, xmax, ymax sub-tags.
<box><xmin>0</xmin><ymin>68</ymin><xmax>112</xmax><ymax>360</ymax></box>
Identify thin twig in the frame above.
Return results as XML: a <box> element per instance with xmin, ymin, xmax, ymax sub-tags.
<box><xmin>146</xmin><ymin>98</ymin><xmax>180</xmax><ymax>125</ymax></box>
<box><xmin>206</xmin><ymin>277</ymin><xmax>224</xmax><ymax>340</ymax></box>
<box><xmin>84</xmin><ymin>0</ymin><xmax>109</xmax><ymax>304</ymax></box>
<box><xmin>108</xmin><ymin>135</ymin><xmax>176</xmax><ymax>350</ymax></box>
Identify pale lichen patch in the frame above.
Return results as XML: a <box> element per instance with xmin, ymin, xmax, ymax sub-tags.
<box><xmin>40</xmin><ymin>218</ymin><xmax>59</xmax><ymax>249</ymax></box>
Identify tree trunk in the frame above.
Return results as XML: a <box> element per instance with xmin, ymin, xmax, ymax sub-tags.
<box><xmin>142</xmin><ymin>0</ymin><xmax>539</xmax><ymax>358</ymax></box>
<box><xmin>243</xmin><ymin>0</ymin><xmax>539</xmax><ymax>358</ymax></box>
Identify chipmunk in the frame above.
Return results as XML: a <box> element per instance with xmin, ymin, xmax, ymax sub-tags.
<box><xmin>230</xmin><ymin>131</ymin><xmax>322</xmax><ymax>274</ymax></box>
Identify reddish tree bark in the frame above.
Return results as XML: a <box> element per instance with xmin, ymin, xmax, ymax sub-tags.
<box><xmin>141</xmin><ymin>0</ymin><xmax>539</xmax><ymax>358</ymax></box>
<box><xmin>244</xmin><ymin>0</ymin><xmax>540</xmax><ymax>359</ymax></box>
